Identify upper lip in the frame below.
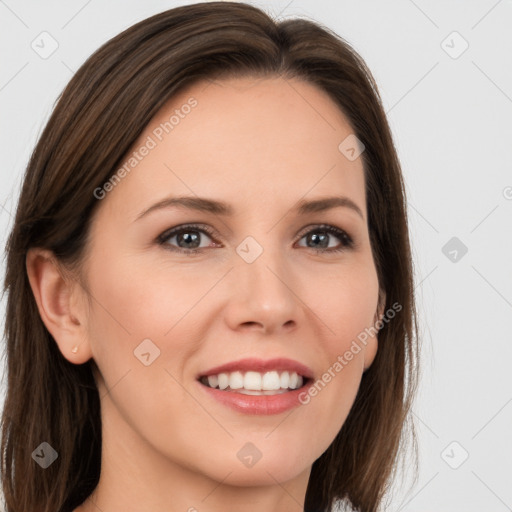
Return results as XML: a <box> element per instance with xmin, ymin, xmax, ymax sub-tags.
<box><xmin>198</xmin><ymin>357</ymin><xmax>314</xmax><ymax>380</ymax></box>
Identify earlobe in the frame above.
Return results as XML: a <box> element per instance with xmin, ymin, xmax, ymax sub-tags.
<box><xmin>25</xmin><ymin>248</ymin><xmax>92</xmax><ymax>364</ymax></box>
<box><xmin>374</xmin><ymin>289</ymin><xmax>387</xmax><ymax>328</ymax></box>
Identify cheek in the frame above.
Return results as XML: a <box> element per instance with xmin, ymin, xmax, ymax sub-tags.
<box><xmin>313</xmin><ymin>258</ymin><xmax>380</xmax><ymax>345</ymax></box>
<box><xmin>83</xmin><ymin>253</ymin><xmax>211</xmax><ymax>450</ymax></box>
<box><xmin>86</xmin><ymin>252</ymin><xmax>204</xmax><ymax>343</ymax></box>
<box><xmin>83</xmin><ymin>250</ymin><xmax>217</xmax><ymax>419</ymax></box>
<box><xmin>287</xmin><ymin>259</ymin><xmax>379</xmax><ymax>447</ymax></box>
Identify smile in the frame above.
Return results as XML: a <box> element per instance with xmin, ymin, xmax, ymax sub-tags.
<box><xmin>196</xmin><ymin>358</ymin><xmax>313</xmax><ymax>414</ymax></box>
<box><xmin>199</xmin><ymin>370</ymin><xmax>305</xmax><ymax>395</ymax></box>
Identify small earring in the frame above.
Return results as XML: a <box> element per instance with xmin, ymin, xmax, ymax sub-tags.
<box><xmin>71</xmin><ymin>345</ymin><xmax>78</xmax><ymax>354</ymax></box>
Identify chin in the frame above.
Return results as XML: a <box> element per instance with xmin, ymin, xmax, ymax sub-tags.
<box><xmin>194</xmin><ymin>444</ymin><xmax>314</xmax><ymax>487</ymax></box>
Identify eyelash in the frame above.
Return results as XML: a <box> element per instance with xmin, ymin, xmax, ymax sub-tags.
<box><xmin>157</xmin><ymin>223</ymin><xmax>354</xmax><ymax>256</ymax></box>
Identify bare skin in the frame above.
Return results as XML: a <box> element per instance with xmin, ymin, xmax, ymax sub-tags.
<box><xmin>27</xmin><ymin>76</ymin><xmax>384</xmax><ymax>512</ymax></box>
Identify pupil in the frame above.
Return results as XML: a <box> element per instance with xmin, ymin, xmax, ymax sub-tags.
<box><xmin>309</xmin><ymin>232</ymin><xmax>328</xmax><ymax>248</ymax></box>
<box><xmin>178</xmin><ymin>231</ymin><xmax>200</xmax><ymax>249</ymax></box>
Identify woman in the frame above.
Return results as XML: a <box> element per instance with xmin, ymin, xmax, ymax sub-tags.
<box><xmin>1</xmin><ymin>2</ymin><xmax>419</xmax><ymax>511</ymax></box>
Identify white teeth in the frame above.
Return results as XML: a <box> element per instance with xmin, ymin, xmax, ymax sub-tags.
<box><xmin>244</xmin><ymin>371</ymin><xmax>262</xmax><ymax>390</ymax></box>
<box><xmin>201</xmin><ymin>370</ymin><xmax>306</xmax><ymax>392</ymax></box>
<box><xmin>262</xmin><ymin>371</ymin><xmax>281</xmax><ymax>390</ymax></box>
<box><xmin>207</xmin><ymin>375</ymin><xmax>218</xmax><ymax>388</ymax></box>
<box><xmin>229</xmin><ymin>371</ymin><xmax>244</xmax><ymax>390</ymax></box>
<box><xmin>218</xmin><ymin>373</ymin><xmax>229</xmax><ymax>390</ymax></box>
<box><xmin>280</xmin><ymin>371</ymin><xmax>290</xmax><ymax>389</ymax></box>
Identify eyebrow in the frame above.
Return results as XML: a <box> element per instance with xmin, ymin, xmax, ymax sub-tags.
<box><xmin>135</xmin><ymin>195</ymin><xmax>364</xmax><ymax>221</ymax></box>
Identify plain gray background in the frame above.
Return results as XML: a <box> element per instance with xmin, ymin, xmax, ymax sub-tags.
<box><xmin>1</xmin><ymin>1</ymin><xmax>511</xmax><ymax>510</ymax></box>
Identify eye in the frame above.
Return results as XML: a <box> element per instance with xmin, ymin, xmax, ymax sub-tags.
<box><xmin>157</xmin><ymin>224</ymin><xmax>219</xmax><ymax>254</ymax></box>
<box><xmin>295</xmin><ymin>224</ymin><xmax>354</xmax><ymax>253</ymax></box>
<box><xmin>157</xmin><ymin>223</ymin><xmax>354</xmax><ymax>255</ymax></box>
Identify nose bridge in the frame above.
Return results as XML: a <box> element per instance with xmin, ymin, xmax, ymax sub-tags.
<box><xmin>229</xmin><ymin>233</ymin><xmax>299</xmax><ymax>332</ymax></box>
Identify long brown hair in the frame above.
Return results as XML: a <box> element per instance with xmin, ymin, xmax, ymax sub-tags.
<box><xmin>1</xmin><ymin>2</ymin><xmax>419</xmax><ymax>511</ymax></box>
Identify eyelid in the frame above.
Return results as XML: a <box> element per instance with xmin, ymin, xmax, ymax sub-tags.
<box><xmin>157</xmin><ymin>223</ymin><xmax>218</xmax><ymax>244</ymax></box>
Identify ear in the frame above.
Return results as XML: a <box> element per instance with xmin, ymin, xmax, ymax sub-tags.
<box><xmin>363</xmin><ymin>288</ymin><xmax>387</xmax><ymax>371</ymax></box>
<box><xmin>26</xmin><ymin>248</ymin><xmax>93</xmax><ymax>364</ymax></box>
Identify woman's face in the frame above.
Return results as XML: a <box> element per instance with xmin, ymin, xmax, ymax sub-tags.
<box><xmin>79</xmin><ymin>76</ymin><xmax>382</xmax><ymax>486</ymax></box>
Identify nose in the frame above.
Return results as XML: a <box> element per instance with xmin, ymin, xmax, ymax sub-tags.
<box><xmin>224</xmin><ymin>244</ymin><xmax>301</xmax><ymax>335</ymax></box>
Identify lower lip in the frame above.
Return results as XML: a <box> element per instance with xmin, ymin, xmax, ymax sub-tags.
<box><xmin>197</xmin><ymin>380</ymin><xmax>312</xmax><ymax>415</ymax></box>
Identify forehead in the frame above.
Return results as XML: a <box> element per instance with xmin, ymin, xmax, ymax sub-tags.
<box><xmin>100</xmin><ymin>76</ymin><xmax>366</xmax><ymax>221</ymax></box>
<box><xmin>154</xmin><ymin>75</ymin><xmax>357</xmax><ymax>158</ymax></box>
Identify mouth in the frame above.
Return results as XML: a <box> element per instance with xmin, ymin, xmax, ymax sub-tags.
<box><xmin>196</xmin><ymin>358</ymin><xmax>314</xmax><ymax>415</ymax></box>
<box><xmin>198</xmin><ymin>370</ymin><xmax>311</xmax><ymax>395</ymax></box>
